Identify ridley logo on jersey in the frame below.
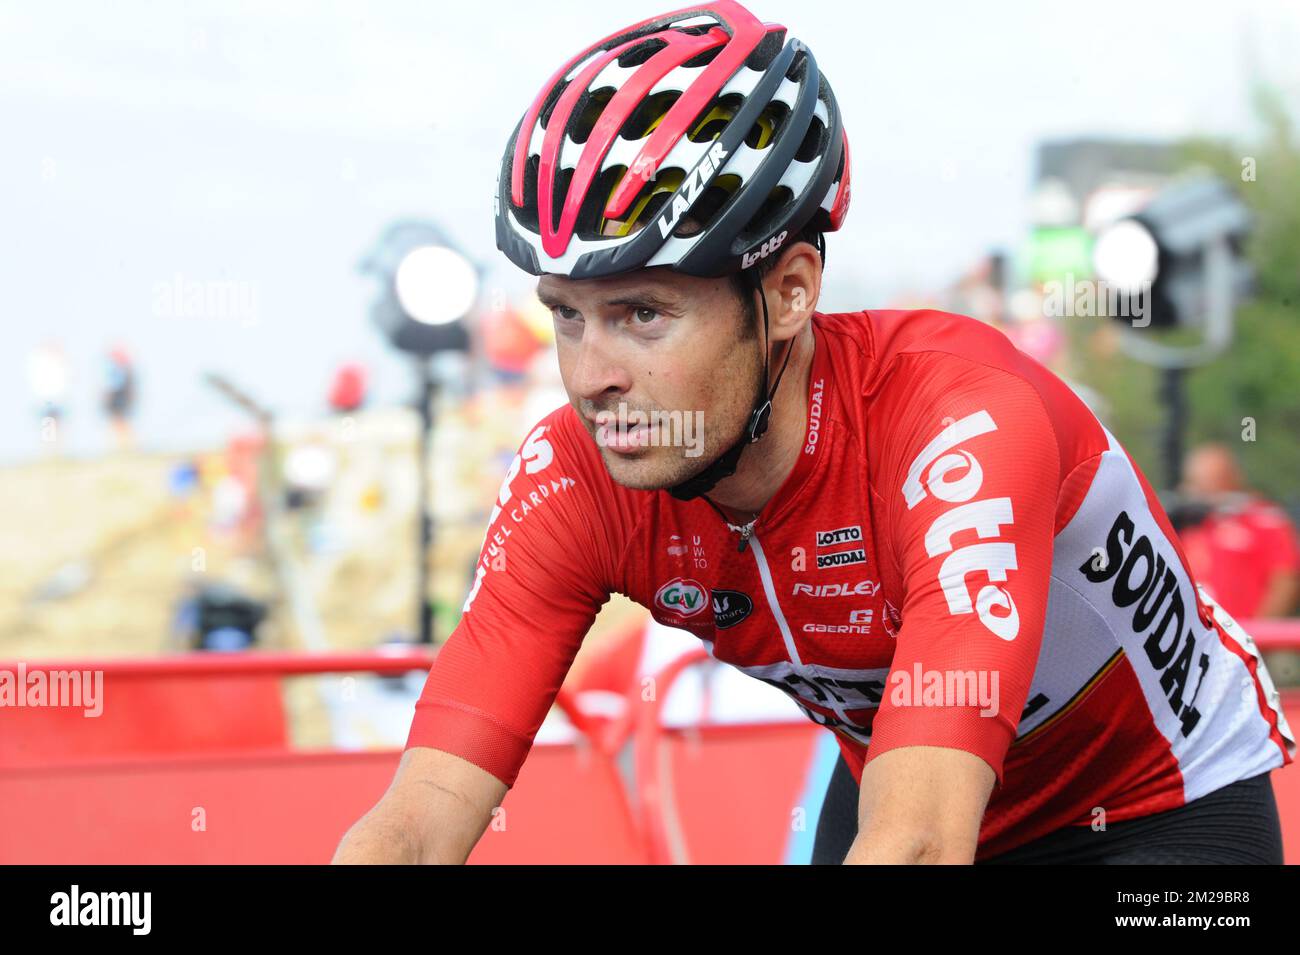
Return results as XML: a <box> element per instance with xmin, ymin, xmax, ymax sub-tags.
<box><xmin>655</xmin><ymin>577</ymin><xmax>709</xmax><ymax>618</ymax></box>
<box><xmin>902</xmin><ymin>410</ymin><xmax>1020</xmax><ymax>641</ymax></box>
<box><xmin>792</xmin><ymin>580</ymin><xmax>881</xmax><ymax>598</ymax></box>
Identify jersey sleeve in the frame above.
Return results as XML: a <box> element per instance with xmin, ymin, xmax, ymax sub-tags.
<box><xmin>867</xmin><ymin>352</ymin><xmax>1062</xmax><ymax>786</ymax></box>
<box><xmin>404</xmin><ymin>409</ymin><xmax>621</xmax><ymax>787</ymax></box>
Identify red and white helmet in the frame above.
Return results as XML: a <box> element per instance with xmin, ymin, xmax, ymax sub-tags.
<box><xmin>495</xmin><ymin>0</ymin><xmax>851</xmax><ymax>279</ymax></box>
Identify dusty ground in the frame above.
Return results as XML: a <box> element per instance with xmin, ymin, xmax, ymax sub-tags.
<box><xmin>0</xmin><ymin>403</ymin><xmax>649</xmax><ymax>748</ymax></box>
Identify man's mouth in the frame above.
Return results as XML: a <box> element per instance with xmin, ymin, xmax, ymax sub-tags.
<box><xmin>595</xmin><ymin>420</ymin><xmax>655</xmax><ymax>454</ymax></box>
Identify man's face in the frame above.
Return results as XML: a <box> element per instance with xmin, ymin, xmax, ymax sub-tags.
<box><xmin>537</xmin><ymin>267</ymin><xmax>762</xmax><ymax>491</ymax></box>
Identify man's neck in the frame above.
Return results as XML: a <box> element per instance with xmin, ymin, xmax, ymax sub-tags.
<box><xmin>705</xmin><ymin>320</ymin><xmax>816</xmax><ymax>521</ymax></box>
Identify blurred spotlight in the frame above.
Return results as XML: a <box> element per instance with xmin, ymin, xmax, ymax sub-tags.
<box><xmin>1091</xmin><ymin>219</ymin><xmax>1159</xmax><ymax>295</ymax></box>
<box><xmin>360</xmin><ymin>221</ymin><xmax>478</xmax><ymax>645</ymax></box>
<box><xmin>1092</xmin><ymin>176</ymin><xmax>1253</xmax><ymax>336</ymax></box>
<box><xmin>361</xmin><ymin>221</ymin><xmax>476</xmax><ymax>356</ymax></box>
<box><xmin>1090</xmin><ymin>176</ymin><xmax>1254</xmax><ymax>489</ymax></box>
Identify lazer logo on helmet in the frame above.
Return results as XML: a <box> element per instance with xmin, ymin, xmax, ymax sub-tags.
<box><xmin>741</xmin><ymin>229</ymin><xmax>788</xmax><ymax>269</ymax></box>
<box><xmin>902</xmin><ymin>410</ymin><xmax>1020</xmax><ymax>640</ymax></box>
<box><xmin>655</xmin><ymin>140</ymin><xmax>729</xmax><ymax>239</ymax></box>
<box><xmin>655</xmin><ymin>577</ymin><xmax>708</xmax><ymax>618</ymax></box>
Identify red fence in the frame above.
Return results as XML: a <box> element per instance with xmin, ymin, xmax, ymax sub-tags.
<box><xmin>2</xmin><ymin>626</ymin><xmax>1299</xmax><ymax>863</ymax></box>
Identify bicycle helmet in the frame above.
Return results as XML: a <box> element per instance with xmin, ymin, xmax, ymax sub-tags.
<box><xmin>494</xmin><ymin>1</ymin><xmax>851</xmax><ymax>501</ymax></box>
<box><xmin>494</xmin><ymin>0</ymin><xmax>850</xmax><ymax>279</ymax></box>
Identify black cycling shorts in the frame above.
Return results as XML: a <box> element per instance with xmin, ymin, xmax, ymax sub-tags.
<box><xmin>810</xmin><ymin>753</ymin><xmax>1284</xmax><ymax>864</ymax></box>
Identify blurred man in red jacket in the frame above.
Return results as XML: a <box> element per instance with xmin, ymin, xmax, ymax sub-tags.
<box><xmin>1179</xmin><ymin>443</ymin><xmax>1300</xmax><ymax>621</ymax></box>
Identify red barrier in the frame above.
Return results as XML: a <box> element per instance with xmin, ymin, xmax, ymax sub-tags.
<box><xmin>3</xmin><ymin>620</ymin><xmax>1300</xmax><ymax>864</ymax></box>
<box><xmin>0</xmin><ymin>650</ymin><xmax>645</xmax><ymax>864</ymax></box>
<box><xmin>0</xmin><ymin>650</ymin><xmax>434</xmax><ymax>768</ymax></box>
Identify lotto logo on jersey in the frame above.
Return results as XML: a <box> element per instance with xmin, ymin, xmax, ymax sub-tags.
<box><xmin>815</xmin><ymin>524</ymin><xmax>866</xmax><ymax>569</ymax></box>
<box><xmin>655</xmin><ymin>578</ymin><xmax>709</xmax><ymax>618</ymax></box>
<box><xmin>902</xmin><ymin>410</ymin><xmax>1020</xmax><ymax>640</ymax></box>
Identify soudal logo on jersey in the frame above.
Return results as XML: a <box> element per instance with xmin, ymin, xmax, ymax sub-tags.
<box><xmin>815</xmin><ymin>524</ymin><xmax>866</xmax><ymax>568</ymax></box>
<box><xmin>712</xmin><ymin>589</ymin><xmax>753</xmax><ymax>629</ymax></box>
<box><xmin>901</xmin><ymin>410</ymin><xmax>1020</xmax><ymax>641</ymax></box>
<box><xmin>655</xmin><ymin>577</ymin><xmax>708</xmax><ymax>618</ymax></box>
<box><xmin>803</xmin><ymin>379</ymin><xmax>824</xmax><ymax>455</ymax></box>
<box><xmin>1080</xmin><ymin>510</ymin><xmax>1208</xmax><ymax>737</ymax></box>
<box><xmin>656</xmin><ymin>140</ymin><xmax>729</xmax><ymax>239</ymax></box>
<box><xmin>792</xmin><ymin>580</ymin><xmax>881</xmax><ymax>598</ymax></box>
<box><xmin>817</xmin><ymin>548</ymin><xmax>866</xmax><ymax>569</ymax></box>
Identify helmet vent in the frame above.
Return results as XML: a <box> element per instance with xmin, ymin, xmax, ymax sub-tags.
<box><xmin>672</xmin><ymin>173</ymin><xmax>743</xmax><ymax>238</ymax></box>
<box><xmin>538</xmin><ymin>80</ymin><xmax>570</xmax><ymax>130</ymax></box>
<box><xmin>570</xmin><ymin>88</ymin><xmax>614</xmax><ymax>145</ymax></box>
<box><xmin>618</xmin><ymin>38</ymin><xmax>668</xmax><ymax>68</ymax></box>
<box><xmin>682</xmin><ymin>45</ymin><xmax>724</xmax><ymax>69</ymax></box>
<box><xmin>619</xmin><ymin>90</ymin><xmax>682</xmax><ymax>140</ymax></box>
<box><xmin>794</xmin><ymin>115</ymin><xmax>826</xmax><ymax>163</ymax></box>
<box><xmin>740</xmin><ymin>185</ymin><xmax>795</xmax><ymax>239</ymax></box>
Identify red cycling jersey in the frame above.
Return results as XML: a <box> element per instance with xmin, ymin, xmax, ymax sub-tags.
<box><xmin>406</xmin><ymin>308</ymin><xmax>1294</xmax><ymax>859</ymax></box>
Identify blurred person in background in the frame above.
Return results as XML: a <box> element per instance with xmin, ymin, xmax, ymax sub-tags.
<box><xmin>1178</xmin><ymin>442</ymin><xmax>1300</xmax><ymax>621</ymax></box>
<box><xmin>103</xmin><ymin>344</ymin><xmax>137</xmax><ymax>451</ymax></box>
<box><xmin>26</xmin><ymin>341</ymin><xmax>70</xmax><ymax>452</ymax></box>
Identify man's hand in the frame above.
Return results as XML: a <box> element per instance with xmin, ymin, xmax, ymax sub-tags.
<box><xmin>332</xmin><ymin>747</ymin><xmax>507</xmax><ymax>864</ymax></box>
<box><xmin>842</xmin><ymin>746</ymin><xmax>994</xmax><ymax>864</ymax></box>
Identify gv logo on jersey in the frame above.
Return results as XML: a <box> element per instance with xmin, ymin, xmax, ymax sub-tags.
<box><xmin>655</xmin><ymin>578</ymin><xmax>708</xmax><ymax>618</ymax></box>
<box><xmin>902</xmin><ymin>410</ymin><xmax>1020</xmax><ymax>640</ymax></box>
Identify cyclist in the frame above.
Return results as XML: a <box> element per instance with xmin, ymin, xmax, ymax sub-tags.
<box><xmin>334</xmin><ymin>0</ymin><xmax>1294</xmax><ymax>864</ymax></box>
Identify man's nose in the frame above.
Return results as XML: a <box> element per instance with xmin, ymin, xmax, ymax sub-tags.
<box><xmin>568</xmin><ymin>326</ymin><xmax>633</xmax><ymax>403</ymax></box>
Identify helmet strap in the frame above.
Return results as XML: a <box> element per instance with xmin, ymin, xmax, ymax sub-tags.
<box><xmin>668</xmin><ymin>269</ymin><xmax>796</xmax><ymax>501</ymax></box>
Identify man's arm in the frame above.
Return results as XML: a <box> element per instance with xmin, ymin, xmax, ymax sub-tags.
<box><xmin>1258</xmin><ymin>569</ymin><xmax>1300</xmax><ymax>618</ymax></box>
<box><xmin>856</xmin><ymin>348</ymin><xmax>1066</xmax><ymax>864</ymax></box>
<box><xmin>333</xmin><ymin>747</ymin><xmax>507</xmax><ymax>864</ymax></box>
<box><xmin>843</xmin><ymin>746</ymin><xmax>994</xmax><ymax>864</ymax></box>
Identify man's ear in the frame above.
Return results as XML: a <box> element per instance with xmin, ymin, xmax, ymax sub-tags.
<box><xmin>764</xmin><ymin>240</ymin><xmax>822</xmax><ymax>341</ymax></box>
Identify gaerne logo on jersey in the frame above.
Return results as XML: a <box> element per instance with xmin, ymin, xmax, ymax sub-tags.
<box><xmin>803</xmin><ymin>379</ymin><xmax>824</xmax><ymax>455</ymax></box>
<box><xmin>656</xmin><ymin>140</ymin><xmax>729</xmax><ymax>239</ymax></box>
<box><xmin>902</xmin><ymin>410</ymin><xmax>1020</xmax><ymax>640</ymax></box>
<box><xmin>655</xmin><ymin>577</ymin><xmax>709</xmax><ymax>618</ymax></box>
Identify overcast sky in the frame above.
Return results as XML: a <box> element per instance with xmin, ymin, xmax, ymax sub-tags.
<box><xmin>2</xmin><ymin>0</ymin><xmax>1297</xmax><ymax>462</ymax></box>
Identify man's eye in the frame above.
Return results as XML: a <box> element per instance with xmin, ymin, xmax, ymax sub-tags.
<box><xmin>632</xmin><ymin>307</ymin><xmax>659</xmax><ymax>324</ymax></box>
<box><xmin>551</xmin><ymin>305</ymin><xmax>580</xmax><ymax>322</ymax></box>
